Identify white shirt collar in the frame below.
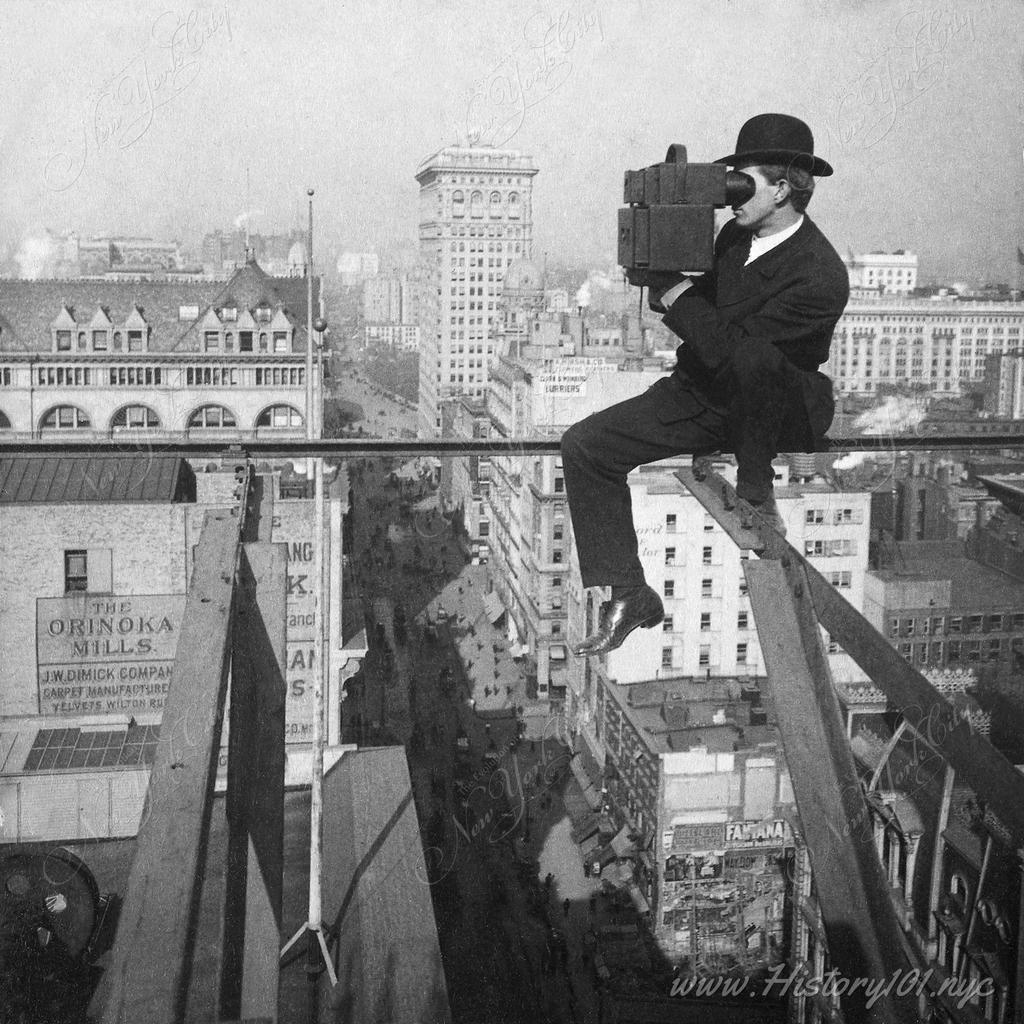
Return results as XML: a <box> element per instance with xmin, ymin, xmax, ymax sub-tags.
<box><xmin>745</xmin><ymin>215</ymin><xmax>804</xmax><ymax>265</ymax></box>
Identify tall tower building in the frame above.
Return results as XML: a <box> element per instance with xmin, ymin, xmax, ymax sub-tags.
<box><xmin>414</xmin><ymin>145</ymin><xmax>538</xmax><ymax>436</ymax></box>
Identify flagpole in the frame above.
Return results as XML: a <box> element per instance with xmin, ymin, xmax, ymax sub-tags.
<box><xmin>280</xmin><ymin>187</ymin><xmax>337</xmax><ymax>997</ymax></box>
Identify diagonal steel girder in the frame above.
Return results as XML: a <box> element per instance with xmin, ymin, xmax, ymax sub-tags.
<box><xmin>677</xmin><ymin>467</ymin><xmax>1024</xmax><ymax>849</ymax></box>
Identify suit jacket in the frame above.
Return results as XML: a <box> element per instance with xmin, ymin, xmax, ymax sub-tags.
<box><xmin>662</xmin><ymin>215</ymin><xmax>850</xmax><ymax>450</ymax></box>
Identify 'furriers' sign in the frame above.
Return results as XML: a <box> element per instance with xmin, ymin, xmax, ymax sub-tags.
<box><xmin>36</xmin><ymin>594</ymin><xmax>186</xmax><ymax>716</ymax></box>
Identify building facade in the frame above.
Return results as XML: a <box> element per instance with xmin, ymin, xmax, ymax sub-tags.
<box><xmin>415</xmin><ymin>145</ymin><xmax>538</xmax><ymax>435</ymax></box>
<box><xmin>843</xmin><ymin>250</ymin><xmax>919</xmax><ymax>294</ymax></box>
<box><xmin>0</xmin><ymin>258</ymin><xmax>322</xmax><ymax>438</ymax></box>
<box><xmin>827</xmin><ymin>294</ymin><xmax>1024</xmax><ymax>396</ymax></box>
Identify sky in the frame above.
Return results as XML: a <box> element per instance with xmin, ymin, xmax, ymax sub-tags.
<box><xmin>1</xmin><ymin>0</ymin><xmax>1022</xmax><ymax>283</ymax></box>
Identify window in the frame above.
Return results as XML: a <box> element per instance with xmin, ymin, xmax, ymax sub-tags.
<box><xmin>41</xmin><ymin>405</ymin><xmax>90</xmax><ymax>430</ymax></box>
<box><xmin>666</xmin><ymin>514</ymin><xmax>677</xmax><ymax>533</ymax></box>
<box><xmin>239</xmin><ymin>331</ymin><xmax>254</xmax><ymax>352</ymax></box>
<box><xmin>92</xmin><ymin>330</ymin><xmax>108</xmax><ymax>350</ymax></box>
<box><xmin>698</xmin><ymin>645</ymin><xmax>710</xmax><ymax>668</ymax></box>
<box><xmin>701</xmin><ymin>578</ymin><xmax>713</xmax><ymax>598</ymax></box>
<box><xmin>258</xmin><ymin>333</ymin><xmax>269</xmax><ymax>352</ymax></box>
<box><xmin>203</xmin><ymin>331</ymin><xmax>220</xmax><ymax>352</ymax></box>
<box><xmin>553</xmin><ymin>523</ymin><xmax>563</xmax><ymax>541</ymax></box>
<box><xmin>703</xmin><ymin>514</ymin><xmax>715</xmax><ymax>533</ymax></box>
<box><xmin>665</xmin><ymin>547</ymin><xmax>676</xmax><ymax>566</ymax></box>
<box><xmin>736</xmin><ymin>643</ymin><xmax>748</xmax><ymax>665</ymax></box>
<box><xmin>64</xmin><ymin>550</ymin><xmax>88</xmax><ymax>592</ymax></box>
<box><xmin>256</xmin><ymin>405</ymin><xmax>303</xmax><ymax>428</ymax></box>
<box><xmin>661</xmin><ymin>647</ymin><xmax>673</xmax><ymax>668</ymax></box>
<box><xmin>663</xmin><ymin>615</ymin><xmax>673</xmax><ymax>632</ymax></box>
<box><xmin>700</xmin><ymin>612</ymin><xmax>711</xmax><ymax>631</ymax></box>
<box><xmin>188</xmin><ymin>405</ymin><xmax>236</xmax><ymax>428</ymax></box>
<box><xmin>553</xmin><ymin>477</ymin><xmax>564</xmax><ymax>493</ymax></box>
<box><xmin>806</xmin><ymin>508</ymin><xmax>825</xmax><ymax>525</ymax></box>
<box><xmin>664</xmin><ymin>580</ymin><xmax>675</xmax><ymax>598</ymax></box>
<box><xmin>55</xmin><ymin>330</ymin><xmax>72</xmax><ymax>351</ymax></box>
<box><xmin>702</xmin><ymin>546</ymin><xmax>712</xmax><ymax>565</ymax></box>
<box><xmin>273</xmin><ymin>332</ymin><xmax>289</xmax><ymax>353</ymax></box>
<box><xmin>948</xmin><ymin>616</ymin><xmax>962</xmax><ymax>634</ymax></box>
<box><xmin>737</xmin><ymin>611</ymin><xmax>748</xmax><ymax>630</ymax></box>
<box><xmin>111</xmin><ymin>405</ymin><xmax>160</xmax><ymax>429</ymax></box>
<box><xmin>552</xmin><ymin>577</ymin><xmax>562</xmax><ymax>588</ymax></box>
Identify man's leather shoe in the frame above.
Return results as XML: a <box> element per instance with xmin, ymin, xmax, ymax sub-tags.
<box><xmin>571</xmin><ymin>585</ymin><xmax>664</xmax><ymax>657</ymax></box>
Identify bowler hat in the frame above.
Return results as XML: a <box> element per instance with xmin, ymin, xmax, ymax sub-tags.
<box><xmin>715</xmin><ymin>113</ymin><xmax>833</xmax><ymax>177</ymax></box>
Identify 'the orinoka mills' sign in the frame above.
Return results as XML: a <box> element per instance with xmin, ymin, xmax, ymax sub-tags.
<box><xmin>36</xmin><ymin>594</ymin><xmax>186</xmax><ymax>716</ymax></box>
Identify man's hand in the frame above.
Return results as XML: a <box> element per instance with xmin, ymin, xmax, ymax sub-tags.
<box><xmin>624</xmin><ymin>269</ymin><xmax>689</xmax><ymax>312</ymax></box>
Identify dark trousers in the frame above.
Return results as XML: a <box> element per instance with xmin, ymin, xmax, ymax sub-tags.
<box><xmin>560</xmin><ymin>340</ymin><xmax>830</xmax><ymax>589</ymax></box>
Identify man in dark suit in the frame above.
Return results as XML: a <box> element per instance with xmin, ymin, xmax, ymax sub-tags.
<box><xmin>562</xmin><ymin>114</ymin><xmax>849</xmax><ymax>656</ymax></box>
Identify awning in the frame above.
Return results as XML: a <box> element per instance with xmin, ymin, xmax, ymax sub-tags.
<box><xmin>569</xmin><ymin>754</ymin><xmax>602</xmax><ymax>811</ymax></box>
<box><xmin>483</xmin><ymin>592</ymin><xmax>505</xmax><ymax>624</ymax></box>
<box><xmin>611</xmin><ymin>826</ymin><xmax>637</xmax><ymax>858</ymax></box>
<box><xmin>572</xmin><ymin>812</ymin><xmax>602</xmax><ymax>844</ymax></box>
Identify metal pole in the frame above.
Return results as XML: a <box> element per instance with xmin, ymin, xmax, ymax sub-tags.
<box><xmin>305</xmin><ymin>190</ymin><xmax>314</xmax><ymax>446</ymax></box>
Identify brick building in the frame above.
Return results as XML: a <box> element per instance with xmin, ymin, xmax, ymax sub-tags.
<box><xmin>0</xmin><ymin>455</ymin><xmax>361</xmax><ymax>843</ymax></box>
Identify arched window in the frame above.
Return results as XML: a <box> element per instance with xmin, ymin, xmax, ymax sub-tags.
<box><xmin>0</xmin><ymin>410</ymin><xmax>10</xmax><ymax>429</ymax></box>
<box><xmin>452</xmin><ymin>190</ymin><xmax>465</xmax><ymax>218</ymax></box>
<box><xmin>111</xmin><ymin>405</ymin><xmax>160</xmax><ymax>430</ymax></box>
<box><xmin>489</xmin><ymin>191</ymin><xmax>502</xmax><ymax>217</ymax></box>
<box><xmin>258</xmin><ymin>333</ymin><xmax>269</xmax><ymax>352</ymax></box>
<box><xmin>508</xmin><ymin>191</ymin><xmax>520</xmax><ymax>218</ymax></box>
<box><xmin>256</xmin><ymin>404</ymin><xmax>303</xmax><ymax>428</ymax></box>
<box><xmin>470</xmin><ymin>191</ymin><xmax>484</xmax><ymax>218</ymax></box>
<box><xmin>40</xmin><ymin>405</ymin><xmax>90</xmax><ymax>430</ymax></box>
<box><xmin>188</xmin><ymin>405</ymin><xmax>236</xmax><ymax>429</ymax></box>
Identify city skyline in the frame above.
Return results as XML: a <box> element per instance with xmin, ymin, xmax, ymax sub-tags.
<box><xmin>1</xmin><ymin>0</ymin><xmax>1022</xmax><ymax>285</ymax></box>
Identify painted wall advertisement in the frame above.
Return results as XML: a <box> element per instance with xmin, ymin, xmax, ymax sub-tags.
<box><xmin>37</xmin><ymin>594</ymin><xmax>187</xmax><ymax>716</ymax></box>
<box><xmin>38</xmin><ymin>499</ymin><xmax>328</xmax><ymax>749</ymax></box>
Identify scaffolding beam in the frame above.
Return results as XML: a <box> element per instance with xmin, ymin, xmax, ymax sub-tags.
<box><xmin>745</xmin><ymin>558</ymin><xmax>918</xmax><ymax>1023</ymax></box>
<box><xmin>90</xmin><ymin>508</ymin><xmax>241</xmax><ymax>1023</ymax></box>
<box><xmin>220</xmin><ymin>542</ymin><xmax>287</xmax><ymax>1022</ymax></box>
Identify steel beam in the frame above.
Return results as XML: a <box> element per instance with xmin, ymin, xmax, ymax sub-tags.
<box><xmin>1</xmin><ymin>433</ymin><xmax>1023</xmax><ymax>457</ymax></box>
<box><xmin>746</xmin><ymin>558</ymin><xmax>919</xmax><ymax>1022</ymax></box>
<box><xmin>678</xmin><ymin>467</ymin><xmax>1024</xmax><ymax>847</ymax></box>
<box><xmin>90</xmin><ymin>508</ymin><xmax>241</xmax><ymax>1024</ymax></box>
<box><xmin>220</xmin><ymin>543</ymin><xmax>287</xmax><ymax>1022</ymax></box>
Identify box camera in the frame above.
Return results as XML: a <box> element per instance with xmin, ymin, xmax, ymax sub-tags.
<box><xmin>618</xmin><ymin>144</ymin><xmax>755</xmax><ymax>274</ymax></box>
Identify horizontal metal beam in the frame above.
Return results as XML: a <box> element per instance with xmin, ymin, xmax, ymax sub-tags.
<box><xmin>0</xmin><ymin>434</ymin><xmax>1022</xmax><ymax>457</ymax></box>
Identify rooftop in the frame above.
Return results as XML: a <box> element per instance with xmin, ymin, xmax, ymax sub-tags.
<box><xmin>870</xmin><ymin>540</ymin><xmax>1024</xmax><ymax>607</ymax></box>
<box><xmin>0</xmin><ymin>454</ymin><xmax>194</xmax><ymax>504</ymax></box>
<box><xmin>0</xmin><ymin>259</ymin><xmax>315</xmax><ymax>354</ymax></box>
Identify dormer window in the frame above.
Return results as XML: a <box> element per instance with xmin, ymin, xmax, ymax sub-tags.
<box><xmin>273</xmin><ymin>331</ymin><xmax>288</xmax><ymax>352</ymax></box>
<box><xmin>127</xmin><ymin>330</ymin><xmax>143</xmax><ymax>352</ymax></box>
<box><xmin>238</xmin><ymin>331</ymin><xmax>254</xmax><ymax>352</ymax></box>
<box><xmin>93</xmin><ymin>330</ymin><xmax>108</xmax><ymax>350</ymax></box>
<box><xmin>112</xmin><ymin>331</ymin><xmax>123</xmax><ymax>351</ymax></box>
<box><xmin>56</xmin><ymin>331</ymin><xmax>72</xmax><ymax>351</ymax></box>
<box><xmin>256</xmin><ymin>306</ymin><xmax>272</xmax><ymax>322</ymax></box>
<box><xmin>258</xmin><ymin>332</ymin><xmax>269</xmax><ymax>352</ymax></box>
<box><xmin>224</xmin><ymin>332</ymin><xmax>234</xmax><ymax>352</ymax></box>
<box><xmin>221</xmin><ymin>306</ymin><xmax>237</xmax><ymax>321</ymax></box>
<box><xmin>204</xmin><ymin>331</ymin><xmax>220</xmax><ymax>352</ymax></box>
